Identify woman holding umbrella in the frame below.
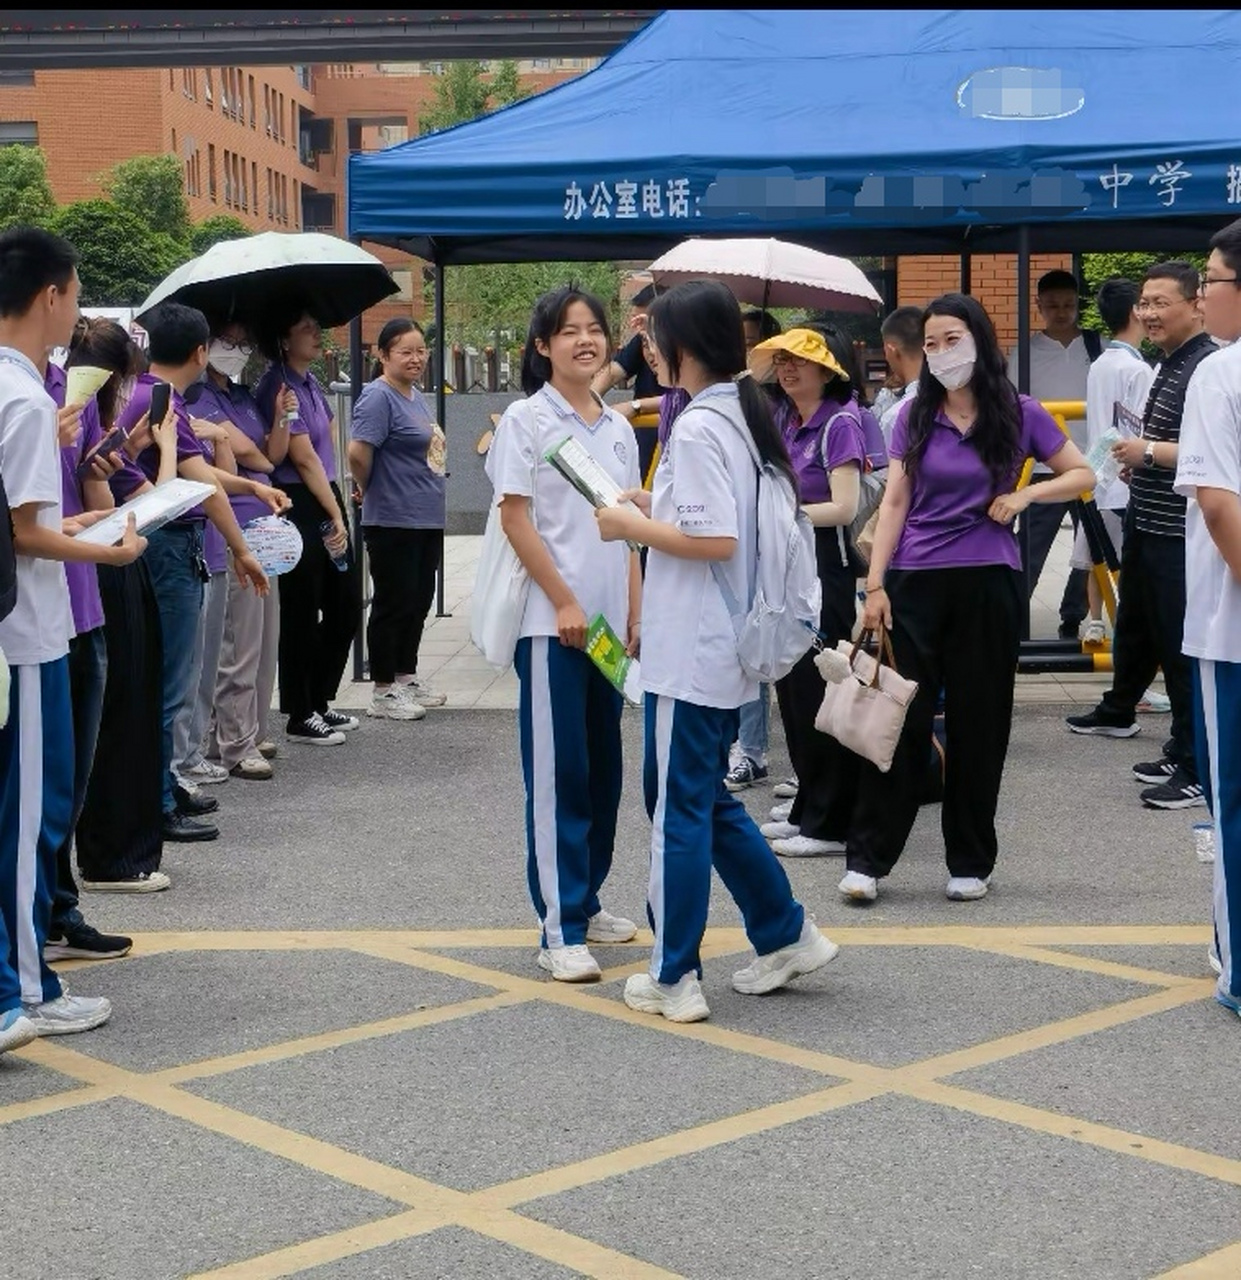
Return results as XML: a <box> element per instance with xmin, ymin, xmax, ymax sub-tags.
<box><xmin>254</xmin><ymin>309</ymin><xmax>360</xmax><ymax>747</ymax></box>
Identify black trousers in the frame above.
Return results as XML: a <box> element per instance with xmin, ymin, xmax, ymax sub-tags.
<box><xmin>77</xmin><ymin>561</ymin><xmax>165</xmax><ymax>881</ymax></box>
<box><xmin>363</xmin><ymin>525</ymin><xmax>443</xmax><ymax>684</ymax></box>
<box><xmin>775</xmin><ymin>545</ymin><xmax>859</xmax><ymax>842</ymax></box>
<box><xmin>1099</xmin><ymin>526</ymin><xmax>1196</xmax><ymax>777</ymax></box>
<box><xmin>278</xmin><ymin>482</ymin><xmax>361</xmax><ymax>724</ymax></box>
<box><xmin>846</xmin><ymin>565</ymin><xmax>1022</xmax><ymax>881</ymax></box>
<box><xmin>1020</xmin><ymin>498</ymin><xmax>1089</xmax><ymax>632</ymax></box>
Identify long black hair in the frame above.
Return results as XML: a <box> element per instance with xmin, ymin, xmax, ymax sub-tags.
<box><xmin>647</xmin><ymin>279</ymin><xmax>795</xmax><ymax>490</ymax></box>
<box><xmin>520</xmin><ymin>284</ymin><xmax>611</xmax><ymax>396</ymax></box>
<box><xmin>903</xmin><ymin>293</ymin><xmax>1022</xmax><ymax>493</ymax></box>
<box><xmin>369</xmin><ymin>316</ymin><xmax>424</xmax><ymax>381</ymax></box>
<box><xmin>65</xmin><ymin>316</ymin><xmax>145</xmax><ymax>431</ymax></box>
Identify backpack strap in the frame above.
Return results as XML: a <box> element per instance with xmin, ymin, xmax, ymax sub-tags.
<box><xmin>1083</xmin><ymin>329</ymin><xmax>1104</xmax><ymax>363</ymax></box>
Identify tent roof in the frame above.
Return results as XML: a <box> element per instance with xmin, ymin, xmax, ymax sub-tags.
<box><xmin>348</xmin><ymin>9</ymin><xmax>1241</xmax><ymax>262</ymax></box>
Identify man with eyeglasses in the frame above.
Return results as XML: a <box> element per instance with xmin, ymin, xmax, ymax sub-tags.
<box><xmin>1174</xmin><ymin>217</ymin><xmax>1241</xmax><ymax>1018</ymax></box>
<box><xmin>1067</xmin><ymin>262</ymin><xmax>1215</xmax><ymax>811</ymax></box>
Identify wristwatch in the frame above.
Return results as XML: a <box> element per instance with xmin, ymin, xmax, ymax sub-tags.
<box><xmin>631</xmin><ymin>399</ymin><xmax>642</xmax><ymax>416</ymax></box>
<box><xmin>1142</xmin><ymin>443</ymin><xmax>1156</xmax><ymax>468</ymax></box>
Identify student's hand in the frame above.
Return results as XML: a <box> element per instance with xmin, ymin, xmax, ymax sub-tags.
<box><xmin>556</xmin><ymin>601</ymin><xmax>588</xmax><ymax>649</ymax></box>
<box><xmin>325</xmin><ymin>517</ymin><xmax>348</xmax><ymax>557</ymax></box>
<box><xmin>988</xmin><ymin>489</ymin><xmax>1031</xmax><ymax>526</ymax></box>
<box><xmin>596</xmin><ymin>505</ymin><xmax>641</xmax><ymax>543</ymax></box>
<box><xmin>151</xmin><ymin>405</ymin><xmax>178</xmax><ymax>455</ymax></box>
<box><xmin>626</xmin><ymin>617</ymin><xmax>642</xmax><ymax>658</ymax></box>
<box><xmin>87</xmin><ymin>448</ymin><xmax>124</xmax><ymax>482</ymax></box>
<box><xmin>108</xmin><ymin>514</ymin><xmax>147</xmax><ymax>566</ymax></box>
<box><xmin>861</xmin><ymin>587</ymin><xmax>891</xmax><ymax>632</ymax></box>
<box><xmin>1111</xmin><ymin>436</ymin><xmax>1147</xmax><ymax>468</ymax></box>
<box><xmin>617</xmin><ymin>487</ymin><xmax>652</xmax><ymax>516</ymax></box>
<box><xmin>276</xmin><ymin>385</ymin><xmax>297</xmax><ymax>420</ymax></box>
<box><xmin>62</xmin><ymin>510</ymin><xmax>107</xmax><ymax>536</ymax></box>
<box><xmin>628</xmin><ymin>312</ymin><xmax>648</xmax><ymax>336</ymax></box>
<box><xmin>254</xmin><ymin>482</ymin><xmax>291</xmax><ymax>515</ymax></box>
<box><xmin>191</xmin><ymin>417</ymin><xmax>229</xmax><ymax>444</ymax></box>
<box><xmin>234</xmin><ymin>549</ymin><xmax>270</xmax><ymax>596</ymax></box>
<box><xmin>57</xmin><ymin>405</ymin><xmax>84</xmax><ymax>449</ymax></box>
<box><xmin>1118</xmin><ymin>466</ymin><xmax>1133</xmax><ymax>486</ymax></box>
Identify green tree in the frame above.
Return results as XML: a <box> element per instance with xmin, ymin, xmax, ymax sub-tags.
<box><xmin>1080</xmin><ymin>250</ymin><xmax>1206</xmax><ymax>333</ymax></box>
<box><xmin>489</xmin><ymin>59</ymin><xmax>529</xmax><ymax>108</ymax></box>
<box><xmin>189</xmin><ymin>214</ymin><xmax>252</xmax><ymax>256</ymax></box>
<box><xmin>52</xmin><ymin>199</ymin><xmax>189</xmax><ymax>306</ymax></box>
<box><xmin>418</xmin><ymin>61</ymin><xmax>492</xmax><ymax>135</ymax></box>
<box><xmin>0</xmin><ymin>145</ymin><xmax>57</xmax><ymax>230</ymax></box>
<box><xmin>104</xmin><ymin>154</ymin><xmax>190</xmax><ymax>242</ymax></box>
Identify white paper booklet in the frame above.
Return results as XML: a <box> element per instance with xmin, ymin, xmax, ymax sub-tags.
<box><xmin>544</xmin><ymin>435</ymin><xmax>644</xmax><ymax>550</ymax></box>
<box><xmin>72</xmin><ymin>479</ymin><xmax>217</xmax><ymax>545</ymax></box>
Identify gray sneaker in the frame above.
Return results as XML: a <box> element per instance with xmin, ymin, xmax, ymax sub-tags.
<box><xmin>23</xmin><ymin>992</ymin><xmax>112</xmax><ymax>1036</ymax></box>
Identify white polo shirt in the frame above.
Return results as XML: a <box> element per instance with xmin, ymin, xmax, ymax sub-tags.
<box><xmin>1085</xmin><ymin>342</ymin><xmax>1155</xmax><ymax>511</ymax></box>
<box><xmin>0</xmin><ymin>348</ymin><xmax>73</xmax><ymax>666</ymax></box>
<box><xmin>485</xmin><ymin>382</ymin><xmax>639</xmax><ymax>641</ymax></box>
<box><xmin>1174</xmin><ymin>342</ymin><xmax>1241</xmax><ymax>664</ymax></box>
<box><xmin>641</xmin><ymin>382</ymin><xmax>759</xmax><ymax>710</ymax></box>
<box><xmin>1009</xmin><ymin>332</ymin><xmax>1092</xmax><ymax>473</ymax></box>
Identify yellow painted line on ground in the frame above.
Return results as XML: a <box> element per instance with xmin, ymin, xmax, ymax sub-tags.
<box><xmin>1152</xmin><ymin>1240</ymin><xmax>1241</xmax><ymax>1278</ymax></box>
<box><xmin>958</xmin><ymin>940</ymin><xmax>1200</xmax><ymax>988</ymax></box>
<box><xmin>466</xmin><ymin>1213</ymin><xmax>686</xmax><ymax>1280</ymax></box>
<box><xmin>909</xmin><ymin>1080</ymin><xmax>1241</xmax><ymax>1188</ymax></box>
<box><xmin>0</xmin><ymin>1081</ymin><xmax>116</xmax><ymax>1128</ymax></box>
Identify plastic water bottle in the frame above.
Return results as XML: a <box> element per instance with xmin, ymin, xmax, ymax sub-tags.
<box><xmin>320</xmin><ymin>520</ymin><xmax>348</xmax><ymax>572</ymax></box>
<box><xmin>1193</xmin><ymin>821</ymin><xmax>1215</xmax><ymax>863</ymax></box>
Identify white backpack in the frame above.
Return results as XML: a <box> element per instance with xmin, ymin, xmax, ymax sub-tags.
<box><xmin>702</xmin><ymin>404</ymin><xmax>822</xmax><ymax>683</ymax></box>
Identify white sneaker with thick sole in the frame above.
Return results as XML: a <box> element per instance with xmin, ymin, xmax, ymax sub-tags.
<box><xmin>770</xmin><ymin>800</ymin><xmax>793</xmax><ymax>822</ymax></box>
<box><xmin>1137</xmin><ymin>688</ymin><xmax>1172</xmax><ymax>714</ymax></box>
<box><xmin>22</xmin><ymin>993</ymin><xmax>112</xmax><ymax>1036</ymax></box>
<box><xmin>760</xmin><ymin>820</ymin><xmax>799</xmax><ymax>840</ymax></box>
<box><xmin>623</xmin><ymin>972</ymin><xmax>710</xmax><ymax>1022</ymax></box>
<box><xmin>403</xmin><ymin>678</ymin><xmax>447</xmax><ymax>708</ymax></box>
<box><xmin>772</xmin><ymin>777</ymin><xmax>799</xmax><ymax>799</ymax></box>
<box><xmin>1081</xmin><ymin>619</ymin><xmax>1107</xmax><ymax>646</ymax></box>
<box><xmin>0</xmin><ymin>1009</ymin><xmax>36</xmax><ymax>1054</ymax></box>
<box><xmin>946</xmin><ymin>876</ymin><xmax>991</xmax><ymax>901</ymax></box>
<box><xmin>772</xmin><ymin>835</ymin><xmax>846</xmax><ymax>858</ymax></box>
<box><xmin>536</xmin><ymin>945</ymin><xmax>602</xmax><ymax>982</ymax></box>
<box><xmin>585</xmin><ymin>909</ymin><xmax>638</xmax><ymax>943</ymax></box>
<box><xmin>838</xmin><ymin>870</ymin><xmax>879</xmax><ymax>902</ymax></box>
<box><xmin>368</xmin><ymin>688</ymin><xmax>427</xmax><ymax>721</ymax></box>
<box><xmin>179</xmin><ymin>760</ymin><xmax>229</xmax><ymax>786</ymax></box>
<box><xmin>731</xmin><ymin>919</ymin><xmax>840</xmax><ymax>995</ymax></box>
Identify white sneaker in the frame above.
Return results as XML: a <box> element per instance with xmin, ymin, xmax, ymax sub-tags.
<box><xmin>402</xmin><ymin>678</ymin><xmax>447</xmax><ymax>708</ymax></box>
<box><xmin>586</xmin><ymin>909</ymin><xmax>638</xmax><ymax>943</ymax></box>
<box><xmin>81</xmin><ymin>871</ymin><xmax>171</xmax><ymax>894</ymax></box>
<box><xmin>179</xmin><ymin>760</ymin><xmax>229</xmax><ymax>785</ymax></box>
<box><xmin>731</xmin><ymin>918</ymin><xmax>840</xmax><ymax>995</ymax></box>
<box><xmin>838</xmin><ymin>870</ymin><xmax>879</xmax><ymax>902</ymax></box>
<box><xmin>368</xmin><ymin>687</ymin><xmax>427</xmax><ymax>721</ymax></box>
<box><xmin>230</xmin><ymin>755</ymin><xmax>273</xmax><ymax>781</ymax></box>
<box><xmin>772</xmin><ymin>835</ymin><xmax>846</xmax><ymax>858</ymax></box>
<box><xmin>1081</xmin><ymin>619</ymin><xmax>1107</xmax><ymax>646</ymax></box>
<box><xmin>760</xmin><ymin>820</ymin><xmax>799</xmax><ymax>840</ymax></box>
<box><xmin>946</xmin><ymin>876</ymin><xmax>991</xmax><ymax>901</ymax></box>
<box><xmin>0</xmin><ymin>1009</ymin><xmax>36</xmax><ymax>1054</ymax></box>
<box><xmin>772</xmin><ymin>776</ymin><xmax>799</xmax><ymax>799</ymax></box>
<box><xmin>173</xmin><ymin>774</ymin><xmax>202</xmax><ymax>798</ymax></box>
<box><xmin>22</xmin><ymin>992</ymin><xmax>112</xmax><ymax>1036</ymax></box>
<box><xmin>536</xmin><ymin>945</ymin><xmax>602</xmax><ymax>982</ymax></box>
<box><xmin>769</xmin><ymin>800</ymin><xmax>793</xmax><ymax>822</ymax></box>
<box><xmin>623</xmin><ymin>972</ymin><xmax>710</xmax><ymax>1022</ymax></box>
<box><xmin>1137</xmin><ymin>688</ymin><xmax>1172</xmax><ymax>714</ymax></box>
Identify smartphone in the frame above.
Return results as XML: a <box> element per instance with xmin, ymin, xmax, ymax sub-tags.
<box><xmin>147</xmin><ymin>380</ymin><xmax>172</xmax><ymax>435</ymax></box>
<box><xmin>74</xmin><ymin>425</ymin><xmax>126</xmax><ymax>479</ymax></box>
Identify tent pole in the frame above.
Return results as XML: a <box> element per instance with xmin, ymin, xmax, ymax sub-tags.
<box><xmin>433</xmin><ymin>243</ymin><xmax>450</xmax><ymax>619</ymax></box>
<box><xmin>1016</xmin><ymin>223</ymin><xmax>1032</xmax><ymax>642</ymax></box>
<box><xmin>348</xmin><ymin>285</ymin><xmax>366</xmax><ymax>684</ymax></box>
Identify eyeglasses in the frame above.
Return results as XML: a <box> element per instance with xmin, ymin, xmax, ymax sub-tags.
<box><xmin>1135</xmin><ymin>298</ymin><xmax>1186</xmax><ymax>314</ymax></box>
<box><xmin>772</xmin><ymin>352</ymin><xmax>811</xmax><ymax>368</ymax></box>
<box><xmin>1199</xmin><ymin>276</ymin><xmax>1241</xmax><ymax>293</ymax></box>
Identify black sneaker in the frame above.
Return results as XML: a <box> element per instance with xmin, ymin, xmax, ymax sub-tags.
<box><xmin>174</xmin><ymin>783</ymin><xmax>218</xmax><ymax>816</ymax></box>
<box><xmin>1066</xmin><ymin>709</ymin><xmax>1140</xmax><ymax>738</ymax></box>
<box><xmin>321</xmin><ymin>708</ymin><xmax>360</xmax><ymax>732</ymax></box>
<box><xmin>1133</xmin><ymin>758</ymin><xmax>1176</xmax><ymax>785</ymax></box>
<box><xmin>163</xmin><ymin>811</ymin><xmax>220</xmax><ymax>842</ymax></box>
<box><xmin>45</xmin><ymin>920</ymin><xmax>133</xmax><ymax>961</ymax></box>
<box><xmin>723</xmin><ymin>757</ymin><xmax>769</xmax><ymax>792</ymax></box>
<box><xmin>287</xmin><ymin>713</ymin><xmax>346</xmax><ymax>746</ymax></box>
<box><xmin>1140</xmin><ymin>770</ymin><xmax>1207</xmax><ymax>810</ymax></box>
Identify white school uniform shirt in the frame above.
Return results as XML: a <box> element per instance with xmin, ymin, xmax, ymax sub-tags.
<box><xmin>1174</xmin><ymin>342</ymin><xmax>1241</xmax><ymax>664</ymax></box>
<box><xmin>1085</xmin><ymin>342</ymin><xmax>1155</xmax><ymax>511</ymax></box>
<box><xmin>485</xmin><ymin>382</ymin><xmax>639</xmax><ymax>640</ymax></box>
<box><xmin>0</xmin><ymin>349</ymin><xmax>73</xmax><ymax>667</ymax></box>
<box><xmin>1009</xmin><ymin>331</ymin><xmax>1092</xmax><ymax>470</ymax></box>
<box><xmin>641</xmin><ymin>382</ymin><xmax>759</xmax><ymax>710</ymax></box>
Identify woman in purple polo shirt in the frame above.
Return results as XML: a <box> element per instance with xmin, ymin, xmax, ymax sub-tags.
<box><xmin>840</xmin><ymin>294</ymin><xmax>1093</xmax><ymax>905</ymax></box>
<box><xmin>749</xmin><ymin>327</ymin><xmax>865</xmax><ymax>860</ymax></box>
<box><xmin>254</xmin><ymin>310</ymin><xmax>361</xmax><ymax>747</ymax></box>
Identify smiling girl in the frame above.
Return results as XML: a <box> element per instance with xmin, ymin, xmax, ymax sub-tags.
<box><xmin>487</xmin><ymin>285</ymin><xmax>642</xmax><ymax>983</ymax></box>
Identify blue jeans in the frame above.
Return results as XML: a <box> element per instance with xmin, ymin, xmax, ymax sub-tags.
<box><xmin>736</xmin><ymin>684</ymin><xmax>770</xmax><ymax>766</ymax></box>
<box><xmin>142</xmin><ymin>524</ymin><xmax>206</xmax><ymax>814</ymax></box>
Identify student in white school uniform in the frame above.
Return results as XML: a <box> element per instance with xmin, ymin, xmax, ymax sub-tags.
<box><xmin>0</xmin><ymin>226</ymin><xmax>147</xmax><ymax>1053</ymax></box>
<box><xmin>596</xmin><ymin>280</ymin><xmax>840</xmax><ymax>1024</ymax></box>
<box><xmin>488</xmin><ymin>285</ymin><xmax>642</xmax><ymax>984</ymax></box>
<box><xmin>1174</xmin><ymin>216</ymin><xmax>1241</xmax><ymax>1021</ymax></box>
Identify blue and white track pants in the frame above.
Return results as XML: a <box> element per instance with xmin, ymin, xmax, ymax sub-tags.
<box><xmin>1194</xmin><ymin>659</ymin><xmax>1241</xmax><ymax>1008</ymax></box>
<box><xmin>644</xmin><ymin>694</ymin><xmax>803</xmax><ymax>986</ymax></box>
<box><xmin>0</xmin><ymin>659</ymin><xmax>72</xmax><ymax>1012</ymax></box>
<box><xmin>515</xmin><ymin>636</ymin><xmax>623</xmax><ymax>948</ymax></box>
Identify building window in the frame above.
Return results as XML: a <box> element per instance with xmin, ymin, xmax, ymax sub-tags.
<box><xmin>251</xmin><ymin>161</ymin><xmax>258</xmax><ymax>212</ymax></box>
<box><xmin>532</xmin><ymin>58</ymin><xmax>551</xmax><ymax>70</ymax></box>
<box><xmin>248</xmin><ymin>75</ymin><xmax>256</xmax><ymax>128</ymax></box>
<box><xmin>278</xmin><ymin>93</ymin><xmax>286</xmax><ymax>144</ymax></box>
<box><xmin>292</xmin><ymin>179</ymin><xmax>299</xmax><ymax>228</ymax></box>
<box><xmin>168</xmin><ymin>69</ymin><xmax>174</xmax><ymax>91</ymax></box>
<box><xmin>223</xmin><ymin>150</ymin><xmax>232</xmax><ymax>206</ymax></box>
<box><xmin>204</xmin><ymin>68</ymin><xmax>213</xmax><ymax>106</ymax></box>
<box><xmin>182</xmin><ymin>67</ymin><xmax>196</xmax><ymax>100</ymax></box>
<box><xmin>171</xmin><ymin>128</ymin><xmax>177</xmax><ymax>154</ymax></box>
<box><xmin>0</xmin><ymin>70</ymin><xmax>35</xmax><ymax>86</ymax></box>
<box><xmin>208</xmin><ymin>144</ymin><xmax>217</xmax><ymax>201</ymax></box>
<box><xmin>0</xmin><ymin>121</ymin><xmax>37</xmax><ymax>146</ymax></box>
<box><xmin>264</xmin><ymin>84</ymin><xmax>272</xmax><ymax>135</ymax></box>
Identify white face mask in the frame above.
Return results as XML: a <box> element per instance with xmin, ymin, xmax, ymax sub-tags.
<box><xmin>926</xmin><ymin>332</ymin><xmax>977</xmax><ymax>391</ymax></box>
<box><xmin>208</xmin><ymin>341</ymin><xmax>252</xmax><ymax>382</ymax></box>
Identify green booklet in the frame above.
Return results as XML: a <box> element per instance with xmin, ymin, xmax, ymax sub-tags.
<box><xmin>585</xmin><ymin>614</ymin><xmax>643</xmax><ymax>706</ymax></box>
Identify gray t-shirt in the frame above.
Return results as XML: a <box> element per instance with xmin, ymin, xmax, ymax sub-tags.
<box><xmin>350</xmin><ymin>379</ymin><xmax>446</xmax><ymax>529</ymax></box>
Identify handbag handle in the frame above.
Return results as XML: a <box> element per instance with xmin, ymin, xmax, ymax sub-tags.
<box><xmin>847</xmin><ymin>624</ymin><xmax>898</xmax><ymax>690</ymax></box>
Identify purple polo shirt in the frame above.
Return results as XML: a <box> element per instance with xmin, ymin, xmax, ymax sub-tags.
<box><xmin>888</xmin><ymin>394</ymin><xmax>1067</xmax><ymax>570</ymax></box>
<box><xmin>255</xmin><ymin>364</ymin><xmax>336</xmax><ymax>487</ymax></box>
<box><xmin>778</xmin><ymin>398</ymin><xmax>865</xmax><ymax>505</ymax></box>
<box><xmin>46</xmin><ymin>363</ymin><xmax>105</xmax><ymax>634</ymax></box>
<box><xmin>114</xmin><ymin>373</ymin><xmax>209</xmax><ymax>520</ymax></box>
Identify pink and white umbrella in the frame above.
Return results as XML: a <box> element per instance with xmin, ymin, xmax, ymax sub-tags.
<box><xmin>647</xmin><ymin>237</ymin><xmax>881</xmax><ymax>313</ymax></box>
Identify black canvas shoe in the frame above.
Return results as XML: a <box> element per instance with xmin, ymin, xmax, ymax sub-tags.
<box><xmin>287</xmin><ymin>712</ymin><xmax>346</xmax><ymax>746</ymax></box>
<box><xmin>45</xmin><ymin>920</ymin><xmax>133</xmax><ymax>961</ymax></box>
<box><xmin>321</xmin><ymin>708</ymin><xmax>360</xmax><ymax>732</ymax></box>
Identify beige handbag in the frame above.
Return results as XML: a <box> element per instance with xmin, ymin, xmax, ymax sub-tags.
<box><xmin>813</xmin><ymin>626</ymin><xmax>919</xmax><ymax>773</ymax></box>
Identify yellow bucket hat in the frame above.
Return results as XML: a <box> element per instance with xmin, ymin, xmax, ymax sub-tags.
<box><xmin>749</xmin><ymin>328</ymin><xmax>848</xmax><ymax>383</ymax></box>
